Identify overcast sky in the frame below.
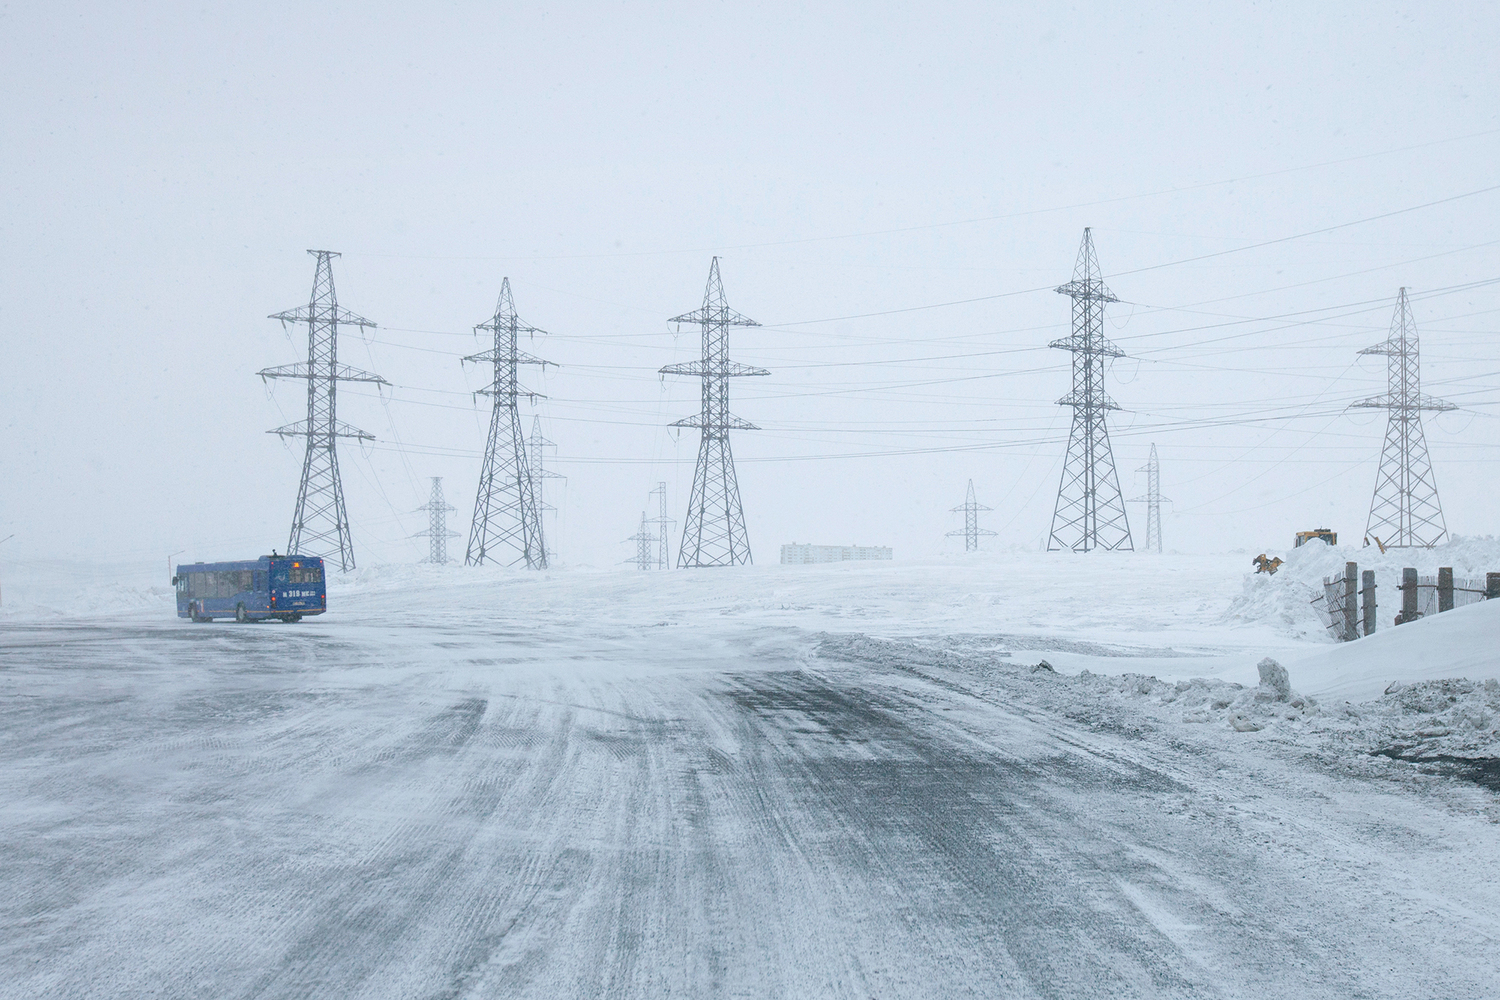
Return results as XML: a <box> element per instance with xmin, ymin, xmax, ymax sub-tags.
<box><xmin>2</xmin><ymin>2</ymin><xmax>1497</xmax><ymax>569</ymax></box>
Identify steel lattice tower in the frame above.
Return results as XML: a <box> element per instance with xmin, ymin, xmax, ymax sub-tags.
<box><xmin>1047</xmin><ymin>229</ymin><xmax>1133</xmax><ymax>552</ymax></box>
<box><xmin>259</xmin><ymin>250</ymin><xmax>387</xmax><ymax>571</ymax></box>
<box><xmin>947</xmin><ymin>479</ymin><xmax>996</xmax><ymax>552</ymax></box>
<box><xmin>413</xmin><ymin>477</ymin><xmax>459</xmax><ymax>564</ymax></box>
<box><xmin>647</xmin><ymin>481</ymin><xmax>674</xmax><ymax>569</ymax></box>
<box><xmin>528</xmin><ymin>415</ymin><xmax>564</xmax><ymax>563</ymax></box>
<box><xmin>660</xmin><ymin>258</ymin><xmax>768</xmax><ymax>567</ymax></box>
<box><xmin>464</xmin><ymin>278</ymin><xmax>551</xmax><ymax>569</ymax></box>
<box><xmin>1352</xmin><ymin>288</ymin><xmax>1455</xmax><ymax>548</ymax></box>
<box><xmin>1129</xmin><ymin>444</ymin><xmax>1169</xmax><ymax>553</ymax></box>
<box><xmin>627</xmin><ymin>512</ymin><xmax>655</xmax><ymax>570</ymax></box>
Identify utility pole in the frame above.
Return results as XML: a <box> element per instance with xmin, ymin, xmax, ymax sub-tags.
<box><xmin>464</xmin><ymin>278</ymin><xmax>551</xmax><ymax>569</ymax></box>
<box><xmin>947</xmin><ymin>480</ymin><xmax>996</xmax><ymax>552</ymax></box>
<box><xmin>1352</xmin><ymin>288</ymin><xmax>1455</xmax><ymax>548</ymax></box>
<box><xmin>413</xmin><ymin>477</ymin><xmax>459</xmax><ymax>564</ymax></box>
<box><xmin>259</xmin><ymin>250</ymin><xmax>387</xmax><ymax>571</ymax></box>
<box><xmin>1129</xmin><ymin>443</ymin><xmax>1169</xmax><ymax>553</ymax></box>
<box><xmin>1048</xmin><ymin>229</ymin><xmax>1133</xmax><ymax>552</ymax></box>
<box><xmin>528</xmin><ymin>414</ymin><xmax>564</xmax><ymax>564</ymax></box>
<box><xmin>660</xmin><ymin>258</ymin><xmax>769</xmax><ymax>567</ymax></box>
<box><xmin>627</xmin><ymin>512</ymin><xmax>655</xmax><ymax>571</ymax></box>
<box><xmin>647</xmin><ymin>481</ymin><xmax>674</xmax><ymax>569</ymax></box>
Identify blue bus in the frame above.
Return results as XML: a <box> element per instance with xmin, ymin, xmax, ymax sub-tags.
<box><xmin>173</xmin><ymin>554</ymin><xmax>327</xmax><ymax>622</ymax></box>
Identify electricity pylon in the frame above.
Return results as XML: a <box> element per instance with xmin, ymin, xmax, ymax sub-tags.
<box><xmin>413</xmin><ymin>477</ymin><xmax>459</xmax><ymax>564</ymax></box>
<box><xmin>1128</xmin><ymin>443</ymin><xmax>1169</xmax><ymax>553</ymax></box>
<box><xmin>259</xmin><ymin>250</ymin><xmax>387</xmax><ymax>571</ymax></box>
<box><xmin>647</xmin><ymin>481</ymin><xmax>674</xmax><ymax>569</ymax></box>
<box><xmin>1352</xmin><ymin>288</ymin><xmax>1455</xmax><ymax>547</ymax></box>
<box><xmin>947</xmin><ymin>480</ymin><xmax>997</xmax><ymax>552</ymax></box>
<box><xmin>528</xmin><ymin>414</ymin><xmax>564</xmax><ymax>563</ymax></box>
<box><xmin>1047</xmin><ymin>229</ymin><xmax>1133</xmax><ymax>552</ymax></box>
<box><xmin>626</xmin><ymin>512</ymin><xmax>655</xmax><ymax>570</ymax></box>
<box><xmin>464</xmin><ymin>279</ymin><xmax>551</xmax><ymax>569</ymax></box>
<box><xmin>660</xmin><ymin>258</ymin><xmax>768</xmax><ymax>567</ymax></box>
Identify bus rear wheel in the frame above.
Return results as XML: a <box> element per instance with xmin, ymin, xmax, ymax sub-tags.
<box><xmin>280</xmin><ymin>613</ymin><xmax>303</xmax><ymax>623</ymax></box>
<box><xmin>235</xmin><ymin>604</ymin><xmax>248</xmax><ymax>624</ymax></box>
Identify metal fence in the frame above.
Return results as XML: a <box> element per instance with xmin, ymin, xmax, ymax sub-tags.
<box><xmin>1414</xmin><ymin>575</ymin><xmax>1488</xmax><ymax>618</ymax></box>
<box><xmin>1312</xmin><ymin>573</ymin><xmax>1356</xmax><ymax>641</ymax></box>
<box><xmin>1310</xmin><ymin>564</ymin><xmax>1493</xmax><ymax>642</ymax></box>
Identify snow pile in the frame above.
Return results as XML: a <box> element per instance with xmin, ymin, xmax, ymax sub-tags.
<box><xmin>1221</xmin><ymin>535</ymin><xmax>1500</xmax><ymax>640</ymax></box>
<box><xmin>1355</xmin><ymin>678</ymin><xmax>1500</xmax><ymax>764</ymax></box>
<box><xmin>0</xmin><ymin>559</ymin><xmax>173</xmax><ymax>620</ymax></box>
<box><xmin>1069</xmin><ymin>656</ymin><xmax>1318</xmax><ymax>732</ymax></box>
<box><xmin>818</xmin><ymin>633</ymin><xmax>1321</xmax><ymax>734</ymax></box>
<box><xmin>1289</xmin><ymin>596</ymin><xmax>1500</xmax><ymax>702</ymax></box>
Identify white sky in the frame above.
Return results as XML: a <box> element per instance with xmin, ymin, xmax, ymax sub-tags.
<box><xmin>2</xmin><ymin>2</ymin><xmax>1497</xmax><ymax>567</ymax></box>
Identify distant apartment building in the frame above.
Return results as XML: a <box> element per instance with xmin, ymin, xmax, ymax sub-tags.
<box><xmin>780</xmin><ymin>543</ymin><xmax>893</xmax><ymax>565</ymax></box>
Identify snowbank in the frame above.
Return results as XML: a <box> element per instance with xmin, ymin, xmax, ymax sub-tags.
<box><xmin>1288</xmin><ymin>597</ymin><xmax>1500</xmax><ymax>702</ymax></box>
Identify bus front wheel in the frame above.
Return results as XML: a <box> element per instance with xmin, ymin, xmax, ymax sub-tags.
<box><xmin>190</xmin><ymin>602</ymin><xmax>209</xmax><ymax>623</ymax></box>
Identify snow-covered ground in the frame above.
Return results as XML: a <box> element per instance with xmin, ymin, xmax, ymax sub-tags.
<box><xmin>2</xmin><ymin>546</ymin><xmax>1499</xmax><ymax>997</ymax></box>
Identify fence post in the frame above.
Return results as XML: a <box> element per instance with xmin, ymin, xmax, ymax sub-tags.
<box><xmin>1361</xmin><ymin>569</ymin><xmax>1376</xmax><ymax>637</ymax></box>
<box><xmin>1396</xmin><ymin>567</ymin><xmax>1420</xmax><ymax>625</ymax></box>
<box><xmin>1343</xmin><ymin>562</ymin><xmax>1359</xmax><ymax>641</ymax></box>
<box><xmin>1488</xmin><ymin>572</ymin><xmax>1500</xmax><ymax>600</ymax></box>
<box><xmin>1438</xmin><ymin>567</ymin><xmax>1454</xmax><ymax>613</ymax></box>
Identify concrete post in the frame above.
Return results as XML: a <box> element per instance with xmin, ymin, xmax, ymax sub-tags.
<box><xmin>1437</xmin><ymin>567</ymin><xmax>1454</xmax><ymax>613</ymax></box>
<box><xmin>1361</xmin><ymin>569</ymin><xmax>1376</xmax><ymax>637</ymax></box>
<box><xmin>1488</xmin><ymin>572</ymin><xmax>1500</xmax><ymax>600</ymax></box>
<box><xmin>1396</xmin><ymin>567</ymin><xmax>1420</xmax><ymax>625</ymax></box>
<box><xmin>1343</xmin><ymin>562</ymin><xmax>1359</xmax><ymax>642</ymax></box>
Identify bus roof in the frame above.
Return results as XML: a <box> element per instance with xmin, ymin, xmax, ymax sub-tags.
<box><xmin>178</xmin><ymin>554</ymin><xmax>325</xmax><ymax>569</ymax></box>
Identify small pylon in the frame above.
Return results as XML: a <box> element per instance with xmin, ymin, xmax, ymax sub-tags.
<box><xmin>1128</xmin><ymin>444</ymin><xmax>1170</xmax><ymax>554</ymax></box>
<box><xmin>626</xmin><ymin>512</ymin><xmax>655</xmax><ymax>570</ymax></box>
<box><xmin>464</xmin><ymin>279</ymin><xmax>551</xmax><ymax>569</ymax></box>
<box><xmin>1351</xmin><ymin>288</ymin><xmax>1455</xmax><ymax>548</ymax></box>
<box><xmin>947</xmin><ymin>480</ymin><xmax>997</xmax><ymax>552</ymax></box>
<box><xmin>413</xmin><ymin>477</ymin><xmax>459</xmax><ymax>564</ymax></box>
<box><xmin>527</xmin><ymin>415</ymin><xmax>565</xmax><ymax>563</ymax></box>
<box><xmin>259</xmin><ymin>251</ymin><xmax>387</xmax><ymax>571</ymax></box>
<box><xmin>647</xmin><ymin>482</ymin><xmax>674</xmax><ymax>570</ymax></box>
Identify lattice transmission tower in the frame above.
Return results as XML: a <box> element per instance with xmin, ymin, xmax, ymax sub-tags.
<box><xmin>1047</xmin><ymin>229</ymin><xmax>1133</xmax><ymax>552</ymax></box>
<box><xmin>413</xmin><ymin>477</ymin><xmax>459</xmax><ymax>564</ymax></box>
<box><xmin>647</xmin><ymin>481</ymin><xmax>673</xmax><ymax>569</ymax></box>
<box><xmin>464</xmin><ymin>279</ymin><xmax>551</xmax><ymax>569</ymax></box>
<box><xmin>626</xmin><ymin>512</ymin><xmax>656</xmax><ymax>570</ymax></box>
<box><xmin>1352</xmin><ymin>288</ymin><xmax>1455</xmax><ymax>548</ymax></box>
<box><xmin>660</xmin><ymin>258</ymin><xmax>768</xmax><ymax>567</ymax></box>
<box><xmin>947</xmin><ymin>480</ymin><xmax>996</xmax><ymax>552</ymax></box>
<box><xmin>528</xmin><ymin>415</ymin><xmax>564</xmax><ymax>562</ymax></box>
<box><xmin>259</xmin><ymin>250</ymin><xmax>387</xmax><ymax>571</ymax></box>
<box><xmin>1129</xmin><ymin>443</ymin><xmax>1169</xmax><ymax>553</ymax></box>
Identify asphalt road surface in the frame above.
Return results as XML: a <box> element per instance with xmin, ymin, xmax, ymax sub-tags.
<box><xmin>3</xmin><ymin>613</ymin><xmax>1496</xmax><ymax>998</ymax></box>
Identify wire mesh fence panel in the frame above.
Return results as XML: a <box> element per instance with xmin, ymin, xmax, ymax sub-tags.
<box><xmin>1317</xmin><ymin>573</ymin><xmax>1354</xmax><ymax>641</ymax></box>
<box><xmin>1454</xmin><ymin>577</ymin><xmax>1487</xmax><ymax>609</ymax></box>
<box><xmin>1416</xmin><ymin>576</ymin><xmax>1438</xmax><ymax>618</ymax></box>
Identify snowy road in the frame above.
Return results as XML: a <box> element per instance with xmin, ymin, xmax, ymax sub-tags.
<box><xmin>3</xmin><ymin>591</ymin><xmax>1499</xmax><ymax>998</ymax></box>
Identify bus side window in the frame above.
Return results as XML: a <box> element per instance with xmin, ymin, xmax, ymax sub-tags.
<box><xmin>254</xmin><ymin>571</ymin><xmax>268</xmax><ymax>591</ymax></box>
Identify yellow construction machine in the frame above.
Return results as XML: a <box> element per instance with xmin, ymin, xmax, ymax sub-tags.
<box><xmin>1294</xmin><ymin>528</ymin><xmax>1336</xmax><ymax>548</ymax></box>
